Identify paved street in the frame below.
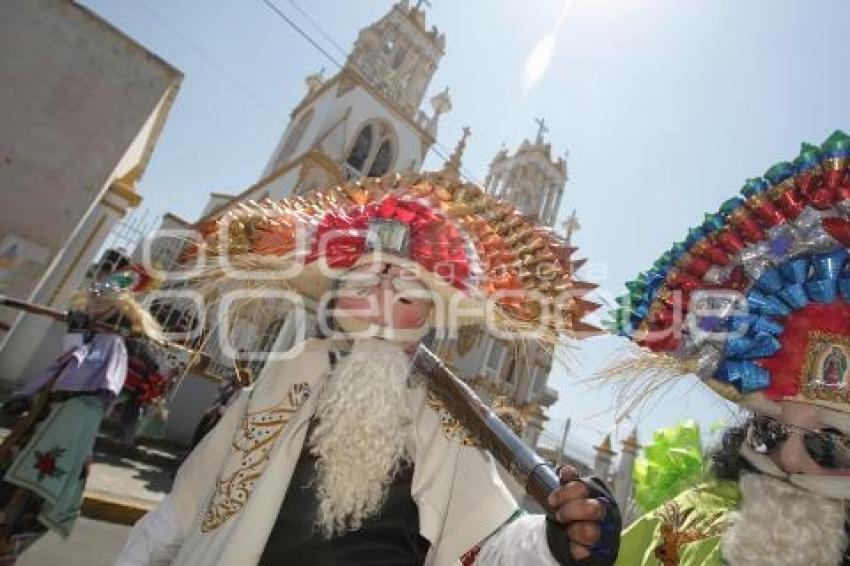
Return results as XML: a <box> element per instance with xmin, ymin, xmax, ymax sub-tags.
<box><xmin>18</xmin><ymin>518</ymin><xmax>131</xmax><ymax>566</ymax></box>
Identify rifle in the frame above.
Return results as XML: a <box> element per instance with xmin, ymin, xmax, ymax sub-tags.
<box><xmin>0</xmin><ymin>294</ymin><xmax>209</xmax><ymax>366</ymax></box>
<box><xmin>411</xmin><ymin>344</ymin><xmax>560</xmax><ymax>513</ymax></box>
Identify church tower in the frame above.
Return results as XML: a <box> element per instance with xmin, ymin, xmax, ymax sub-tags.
<box><xmin>593</xmin><ymin>434</ymin><xmax>617</xmax><ymax>484</ymax></box>
<box><xmin>443</xmin><ymin>120</ymin><xmax>572</xmax><ymax>448</ymax></box>
<box><xmin>484</xmin><ymin>118</ymin><xmax>567</xmax><ymax>227</ymax></box>
<box><xmin>615</xmin><ymin>428</ymin><xmax>640</xmax><ymax>524</ymax></box>
<box><xmin>251</xmin><ymin>0</ymin><xmax>450</xmax><ymax>202</ymax></box>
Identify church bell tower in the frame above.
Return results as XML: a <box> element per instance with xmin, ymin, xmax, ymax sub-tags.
<box><xmin>484</xmin><ymin>118</ymin><xmax>567</xmax><ymax>227</ymax></box>
<box><xmin>255</xmin><ymin>0</ymin><xmax>451</xmax><ymax>201</ymax></box>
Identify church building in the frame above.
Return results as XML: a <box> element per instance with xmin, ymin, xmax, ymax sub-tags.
<box><xmin>206</xmin><ymin>0</ymin><xmax>450</xmax><ymax>213</ymax></box>
<box><xmin>144</xmin><ymin>1</ymin><xmax>583</xmax><ymax>453</ymax></box>
<box><xmin>444</xmin><ymin>118</ymin><xmax>583</xmax><ymax>447</ymax></box>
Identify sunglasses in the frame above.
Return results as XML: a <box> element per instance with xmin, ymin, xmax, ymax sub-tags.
<box><xmin>338</xmin><ymin>265</ymin><xmax>429</xmax><ymax>294</ymax></box>
<box><xmin>748</xmin><ymin>415</ymin><xmax>850</xmax><ymax>470</ymax></box>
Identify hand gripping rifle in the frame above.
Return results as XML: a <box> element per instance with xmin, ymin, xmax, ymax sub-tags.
<box><xmin>412</xmin><ymin>346</ymin><xmax>622</xmax><ymax>565</ymax></box>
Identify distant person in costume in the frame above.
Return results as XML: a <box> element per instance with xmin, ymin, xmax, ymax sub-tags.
<box><xmin>118</xmin><ymin>172</ymin><xmax>621</xmax><ymax>565</ymax></box>
<box><xmin>113</xmin><ymin>337</ymin><xmax>169</xmax><ymax>447</ymax></box>
<box><xmin>0</xmin><ymin>269</ymin><xmax>161</xmax><ymax>563</ymax></box>
<box><xmin>609</xmin><ymin>130</ymin><xmax>850</xmax><ymax>566</ymax></box>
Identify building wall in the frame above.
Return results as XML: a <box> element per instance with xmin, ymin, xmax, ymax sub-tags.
<box><xmin>0</xmin><ymin>0</ymin><xmax>181</xmax><ymax>385</ymax></box>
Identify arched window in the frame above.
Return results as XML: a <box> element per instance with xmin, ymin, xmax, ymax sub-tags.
<box><xmin>346</xmin><ymin>124</ymin><xmax>373</xmax><ymax>172</ymax></box>
<box><xmin>368</xmin><ymin>139</ymin><xmax>393</xmax><ymax>176</ymax></box>
<box><xmin>277</xmin><ymin>109</ymin><xmax>314</xmax><ymax>167</ymax></box>
<box><xmin>346</xmin><ymin>121</ymin><xmax>396</xmax><ymax>179</ymax></box>
<box><xmin>392</xmin><ymin>45</ymin><xmax>408</xmax><ymax>69</ymax></box>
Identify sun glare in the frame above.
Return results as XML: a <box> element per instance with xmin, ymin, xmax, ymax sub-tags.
<box><xmin>520</xmin><ymin>0</ymin><xmax>575</xmax><ymax>93</ymax></box>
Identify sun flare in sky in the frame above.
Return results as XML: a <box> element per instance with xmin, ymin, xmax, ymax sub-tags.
<box><xmin>520</xmin><ymin>0</ymin><xmax>574</xmax><ymax>93</ymax></box>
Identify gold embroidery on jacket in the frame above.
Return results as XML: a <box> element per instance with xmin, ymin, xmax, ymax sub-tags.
<box><xmin>201</xmin><ymin>382</ymin><xmax>311</xmax><ymax>532</ymax></box>
<box><xmin>425</xmin><ymin>390</ymin><xmax>480</xmax><ymax>447</ymax></box>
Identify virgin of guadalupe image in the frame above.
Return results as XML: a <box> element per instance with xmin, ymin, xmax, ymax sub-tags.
<box><xmin>822</xmin><ymin>346</ymin><xmax>848</xmax><ymax>386</ymax></box>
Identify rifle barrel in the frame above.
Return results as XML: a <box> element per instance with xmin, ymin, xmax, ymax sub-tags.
<box><xmin>0</xmin><ymin>294</ymin><xmax>210</xmax><ymax>367</ymax></box>
<box><xmin>412</xmin><ymin>345</ymin><xmax>561</xmax><ymax>512</ymax></box>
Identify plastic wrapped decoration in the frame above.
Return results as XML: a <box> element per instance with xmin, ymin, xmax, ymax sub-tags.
<box><xmin>606</xmin><ymin>130</ymin><xmax>850</xmax><ymax>412</ymax></box>
<box><xmin>633</xmin><ymin>421</ymin><xmax>706</xmax><ymax>514</ymax></box>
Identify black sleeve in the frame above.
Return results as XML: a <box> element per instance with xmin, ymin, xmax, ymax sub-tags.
<box><xmin>545</xmin><ymin>475</ymin><xmax>621</xmax><ymax>566</ymax></box>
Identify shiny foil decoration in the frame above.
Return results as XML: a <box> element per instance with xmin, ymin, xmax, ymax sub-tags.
<box><xmin>607</xmin><ymin>129</ymin><xmax>850</xmax><ymax>409</ymax></box>
<box><xmin>198</xmin><ymin>172</ymin><xmax>600</xmax><ymax>337</ymax></box>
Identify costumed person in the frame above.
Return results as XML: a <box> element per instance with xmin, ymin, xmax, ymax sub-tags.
<box><xmin>117</xmin><ymin>171</ymin><xmax>622</xmax><ymax>565</ymax></box>
<box><xmin>114</xmin><ymin>337</ymin><xmax>168</xmax><ymax>448</ymax></box>
<box><xmin>619</xmin><ymin>421</ymin><xmax>738</xmax><ymax>566</ymax></box>
<box><xmin>607</xmin><ymin>130</ymin><xmax>850</xmax><ymax>566</ymax></box>
<box><xmin>0</xmin><ymin>270</ymin><xmax>162</xmax><ymax>563</ymax></box>
<box><xmin>106</xmin><ymin>265</ymin><xmax>170</xmax><ymax>448</ymax></box>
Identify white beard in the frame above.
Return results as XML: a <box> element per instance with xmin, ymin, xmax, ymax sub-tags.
<box><xmin>308</xmin><ymin>339</ymin><xmax>414</xmax><ymax>537</ymax></box>
<box><xmin>722</xmin><ymin>473</ymin><xmax>848</xmax><ymax>566</ymax></box>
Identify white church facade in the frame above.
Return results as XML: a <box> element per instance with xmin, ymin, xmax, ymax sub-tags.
<box><xmin>142</xmin><ymin>1</ymin><xmax>583</xmax><ymax>452</ymax></box>
<box><xmin>200</xmin><ymin>0</ymin><xmax>451</xmax><ymax>218</ymax></box>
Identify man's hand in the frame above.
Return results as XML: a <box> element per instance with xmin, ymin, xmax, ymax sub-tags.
<box><xmin>545</xmin><ymin>465</ymin><xmax>621</xmax><ymax>565</ymax></box>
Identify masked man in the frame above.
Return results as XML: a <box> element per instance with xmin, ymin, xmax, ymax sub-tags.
<box><xmin>117</xmin><ymin>172</ymin><xmax>621</xmax><ymax>565</ymax></box>
<box><xmin>610</xmin><ymin>130</ymin><xmax>850</xmax><ymax>565</ymax></box>
<box><xmin>0</xmin><ymin>270</ymin><xmax>161</xmax><ymax>563</ymax></box>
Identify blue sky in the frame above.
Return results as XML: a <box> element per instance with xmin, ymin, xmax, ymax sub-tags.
<box><xmin>82</xmin><ymin>0</ymin><xmax>850</xmax><ymax>456</ymax></box>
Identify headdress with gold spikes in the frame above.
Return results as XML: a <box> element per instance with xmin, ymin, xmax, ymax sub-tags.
<box><xmin>187</xmin><ymin>169</ymin><xmax>600</xmax><ymax>342</ymax></box>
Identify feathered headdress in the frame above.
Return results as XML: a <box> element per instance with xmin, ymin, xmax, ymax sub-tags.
<box><xmin>71</xmin><ymin>265</ymin><xmax>163</xmax><ymax>342</ymax></box>
<box><xmin>607</xmin><ymin>130</ymin><xmax>850</xmax><ymax>413</ymax></box>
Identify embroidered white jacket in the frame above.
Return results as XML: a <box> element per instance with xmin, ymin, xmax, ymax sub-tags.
<box><xmin>117</xmin><ymin>339</ymin><xmax>559</xmax><ymax>566</ymax></box>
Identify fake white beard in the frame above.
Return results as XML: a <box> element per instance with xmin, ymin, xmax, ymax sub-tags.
<box><xmin>722</xmin><ymin>473</ymin><xmax>848</xmax><ymax>566</ymax></box>
<box><xmin>309</xmin><ymin>339</ymin><xmax>414</xmax><ymax>538</ymax></box>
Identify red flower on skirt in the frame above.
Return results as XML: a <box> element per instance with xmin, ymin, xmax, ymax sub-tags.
<box><xmin>33</xmin><ymin>447</ymin><xmax>66</xmax><ymax>481</ymax></box>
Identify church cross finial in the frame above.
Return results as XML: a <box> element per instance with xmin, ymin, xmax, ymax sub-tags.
<box><xmin>442</xmin><ymin>126</ymin><xmax>471</xmax><ymax>178</ymax></box>
<box><xmin>534</xmin><ymin>116</ymin><xmax>548</xmax><ymax>144</ymax></box>
<box><xmin>415</xmin><ymin>0</ymin><xmax>432</xmax><ymax>11</ymax></box>
<box><xmin>562</xmin><ymin>209</ymin><xmax>580</xmax><ymax>246</ymax></box>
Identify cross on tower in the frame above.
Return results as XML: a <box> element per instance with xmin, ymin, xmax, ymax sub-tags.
<box><xmin>534</xmin><ymin>116</ymin><xmax>548</xmax><ymax>144</ymax></box>
<box><xmin>415</xmin><ymin>0</ymin><xmax>432</xmax><ymax>11</ymax></box>
<box><xmin>562</xmin><ymin>209</ymin><xmax>580</xmax><ymax>246</ymax></box>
